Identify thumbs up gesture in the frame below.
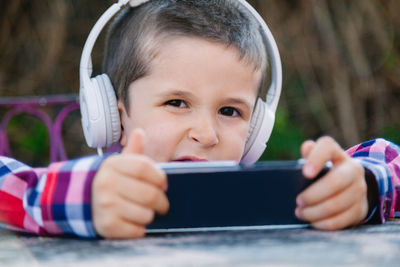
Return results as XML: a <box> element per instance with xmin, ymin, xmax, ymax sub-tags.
<box><xmin>92</xmin><ymin>129</ymin><xmax>169</xmax><ymax>239</ymax></box>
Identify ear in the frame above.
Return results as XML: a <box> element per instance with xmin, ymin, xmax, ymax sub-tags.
<box><xmin>118</xmin><ymin>100</ymin><xmax>128</xmax><ymax>147</ymax></box>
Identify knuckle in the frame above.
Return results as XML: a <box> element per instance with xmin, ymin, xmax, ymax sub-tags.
<box><xmin>319</xmin><ymin>136</ymin><xmax>334</xmax><ymax>145</ymax></box>
<box><xmin>135</xmin><ymin>156</ymin><xmax>153</xmax><ymax>175</ymax></box>
<box><xmin>94</xmin><ymin>176</ymin><xmax>114</xmax><ymax>192</ymax></box>
<box><xmin>97</xmin><ymin>193</ymin><xmax>116</xmax><ymax>209</ymax></box>
<box><xmin>143</xmin><ymin>187</ymin><xmax>161</xmax><ymax>207</ymax></box>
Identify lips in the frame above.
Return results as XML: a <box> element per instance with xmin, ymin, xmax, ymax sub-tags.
<box><xmin>173</xmin><ymin>156</ymin><xmax>208</xmax><ymax>162</ymax></box>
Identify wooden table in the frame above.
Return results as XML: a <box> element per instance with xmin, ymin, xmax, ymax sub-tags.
<box><xmin>2</xmin><ymin>220</ymin><xmax>400</xmax><ymax>266</ymax></box>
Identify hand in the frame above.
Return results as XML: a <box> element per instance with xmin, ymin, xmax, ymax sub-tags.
<box><xmin>92</xmin><ymin>129</ymin><xmax>169</xmax><ymax>239</ymax></box>
<box><xmin>295</xmin><ymin>136</ymin><xmax>368</xmax><ymax>230</ymax></box>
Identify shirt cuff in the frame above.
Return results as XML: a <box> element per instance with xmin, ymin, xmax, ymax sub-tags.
<box><xmin>45</xmin><ymin>154</ymin><xmax>110</xmax><ymax>238</ymax></box>
<box><xmin>354</xmin><ymin>158</ymin><xmax>391</xmax><ymax>224</ymax></box>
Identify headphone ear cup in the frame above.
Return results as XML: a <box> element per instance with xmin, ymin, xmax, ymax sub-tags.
<box><xmin>94</xmin><ymin>74</ymin><xmax>121</xmax><ymax>147</ymax></box>
<box><xmin>80</xmin><ymin>74</ymin><xmax>121</xmax><ymax>148</ymax></box>
<box><xmin>242</xmin><ymin>98</ymin><xmax>275</xmax><ymax>163</ymax></box>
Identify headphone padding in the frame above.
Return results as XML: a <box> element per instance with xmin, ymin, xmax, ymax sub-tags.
<box><xmin>242</xmin><ymin>98</ymin><xmax>275</xmax><ymax>163</ymax></box>
<box><xmin>96</xmin><ymin>74</ymin><xmax>121</xmax><ymax>147</ymax></box>
<box><xmin>80</xmin><ymin>78</ymin><xmax>106</xmax><ymax>148</ymax></box>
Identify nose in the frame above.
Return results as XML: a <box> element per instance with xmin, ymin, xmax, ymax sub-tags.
<box><xmin>188</xmin><ymin>114</ymin><xmax>219</xmax><ymax>147</ymax></box>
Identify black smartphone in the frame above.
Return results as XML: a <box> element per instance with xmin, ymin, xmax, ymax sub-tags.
<box><xmin>147</xmin><ymin>160</ymin><xmax>329</xmax><ymax>233</ymax></box>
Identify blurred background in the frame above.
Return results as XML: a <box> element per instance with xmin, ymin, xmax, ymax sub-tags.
<box><xmin>0</xmin><ymin>0</ymin><xmax>399</xmax><ymax>166</ymax></box>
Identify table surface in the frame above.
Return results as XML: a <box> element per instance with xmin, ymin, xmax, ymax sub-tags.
<box><xmin>2</xmin><ymin>221</ymin><xmax>400</xmax><ymax>266</ymax></box>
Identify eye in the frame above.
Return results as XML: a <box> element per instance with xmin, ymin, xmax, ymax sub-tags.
<box><xmin>219</xmin><ymin>107</ymin><xmax>241</xmax><ymax>117</ymax></box>
<box><xmin>165</xmin><ymin>99</ymin><xmax>187</xmax><ymax>108</ymax></box>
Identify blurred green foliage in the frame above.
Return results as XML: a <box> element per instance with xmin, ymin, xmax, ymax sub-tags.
<box><xmin>7</xmin><ymin>115</ymin><xmax>49</xmax><ymax>165</ymax></box>
<box><xmin>382</xmin><ymin>125</ymin><xmax>400</xmax><ymax>145</ymax></box>
<box><xmin>385</xmin><ymin>50</ymin><xmax>399</xmax><ymax>71</ymax></box>
<box><xmin>261</xmin><ymin>109</ymin><xmax>304</xmax><ymax>161</ymax></box>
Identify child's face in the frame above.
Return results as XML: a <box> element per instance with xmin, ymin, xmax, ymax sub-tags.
<box><xmin>118</xmin><ymin>37</ymin><xmax>262</xmax><ymax>162</ymax></box>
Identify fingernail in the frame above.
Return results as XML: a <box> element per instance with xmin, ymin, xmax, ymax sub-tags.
<box><xmin>303</xmin><ymin>164</ymin><xmax>315</xmax><ymax>177</ymax></box>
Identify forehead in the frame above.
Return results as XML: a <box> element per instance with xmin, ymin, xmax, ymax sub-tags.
<box><xmin>146</xmin><ymin>36</ymin><xmax>262</xmax><ymax>96</ymax></box>
<box><xmin>152</xmin><ymin>36</ymin><xmax>261</xmax><ymax>68</ymax></box>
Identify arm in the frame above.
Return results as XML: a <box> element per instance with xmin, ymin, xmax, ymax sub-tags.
<box><xmin>0</xmin><ymin>154</ymin><xmax>107</xmax><ymax>238</ymax></box>
<box><xmin>346</xmin><ymin>138</ymin><xmax>400</xmax><ymax>223</ymax></box>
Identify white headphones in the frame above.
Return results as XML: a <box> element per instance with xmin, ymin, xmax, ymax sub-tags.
<box><xmin>79</xmin><ymin>0</ymin><xmax>282</xmax><ymax>163</ymax></box>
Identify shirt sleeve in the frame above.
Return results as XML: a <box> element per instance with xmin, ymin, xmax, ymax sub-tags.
<box><xmin>0</xmin><ymin>154</ymin><xmax>108</xmax><ymax>238</ymax></box>
<box><xmin>346</xmin><ymin>138</ymin><xmax>400</xmax><ymax>223</ymax></box>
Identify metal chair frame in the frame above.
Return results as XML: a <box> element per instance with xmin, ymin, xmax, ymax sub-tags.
<box><xmin>0</xmin><ymin>94</ymin><xmax>80</xmax><ymax>162</ymax></box>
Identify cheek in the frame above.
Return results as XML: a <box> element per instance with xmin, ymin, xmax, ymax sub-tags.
<box><xmin>221</xmin><ymin>123</ymin><xmax>249</xmax><ymax>161</ymax></box>
<box><xmin>141</xmin><ymin>119</ymin><xmax>181</xmax><ymax>160</ymax></box>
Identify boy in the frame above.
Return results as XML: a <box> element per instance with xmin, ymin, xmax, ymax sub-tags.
<box><xmin>0</xmin><ymin>0</ymin><xmax>399</xmax><ymax>239</ymax></box>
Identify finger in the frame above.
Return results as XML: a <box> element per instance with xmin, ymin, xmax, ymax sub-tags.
<box><xmin>101</xmin><ymin>219</ymin><xmax>146</xmax><ymax>240</ymax></box>
<box><xmin>300</xmin><ymin>140</ymin><xmax>315</xmax><ymax>159</ymax></box>
<box><xmin>296</xmin><ymin>176</ymin><xmax>366</xmax><ymax>222</ymax></box>
<box><xmin>115</xmin><ymin>197</ymin><xmax>156</xmax><ymax>225</ymax></box>
<box><xmin>117</xmin><ymin>176</ymin><xmax>170</xmax><ymax>215</ymax></box>
<box><xmin>303</xmin><ymin>136</ymin><xmax>347</xmax><ymax>178</ymax></box>
<box><xmin>310</xmin><ymin>200</ymin><xmax>368</xmax><ymax>231</ymax></box>
<box><xmin>122</xmin><ymin>128</ymin><xmax>146</xmax><ymax>155</ymax></box>
<box><xmin>297</xmin><ymin>160</ymin><xmax>360</xmax><ymax>207</ymax></box>
<box><xmin>107</xmin><ymin>154</ymin><xmax>167</xmax><ymax>190</ymax></box>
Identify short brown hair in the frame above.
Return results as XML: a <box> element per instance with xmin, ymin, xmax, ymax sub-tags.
<box><xmin>103</xmin><ymin>0</ymin><xmax>267</xmax><ymax>111</ymax></box>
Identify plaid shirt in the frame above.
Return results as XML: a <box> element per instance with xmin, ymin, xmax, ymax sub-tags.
<box><xmin>0</xmin><ymin>138</ymin><xmax>399</xmax><ymax>238</ymax></box>
<box><xmin>0</xmin><ymin>155</ymin><xmax>105</xmax><ymax>237</ymax></box>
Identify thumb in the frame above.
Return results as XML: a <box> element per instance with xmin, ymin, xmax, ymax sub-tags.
<box><xmin>122</xmin><ymin>128</ymin><xmax>146</xmax><ymax>154</ymax></box>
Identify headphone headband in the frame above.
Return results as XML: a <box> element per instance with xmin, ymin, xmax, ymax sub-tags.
<box><xmin>80</xmin><ymin>0</ymin><xmax>129</xmax><ymax>88</ymax></box>
<box><xmin>234</xmin><ymin>0</ymin><xmax>282</xmax><ymax>112</ymax></box>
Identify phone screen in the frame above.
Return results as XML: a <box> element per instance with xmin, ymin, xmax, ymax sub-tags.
<box><xmin>147</xmin><ymin>160</ymin><xmax>328</xmax><ymax>233</ymax></box>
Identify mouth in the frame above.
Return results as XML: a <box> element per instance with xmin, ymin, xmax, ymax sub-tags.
<box><xmin>172</xmin><ymin>156</ymin><xmax>208</xmax><ymax>162</ymax></box>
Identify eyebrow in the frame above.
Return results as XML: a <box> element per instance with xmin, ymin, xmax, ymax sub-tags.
<box><xmin>158</xmin><ymin>89</ymin><xmax>253</xmax><ymax>110</ymax></box>
<box><xmin>158</xmin><ymin>89</ymin><xmax>195</xmax><ymax>99</ymax></box>
<box><xmin>224</xmin><ymin>97</ymin><xmax>253</xmax><ymax>111</ymax></box>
